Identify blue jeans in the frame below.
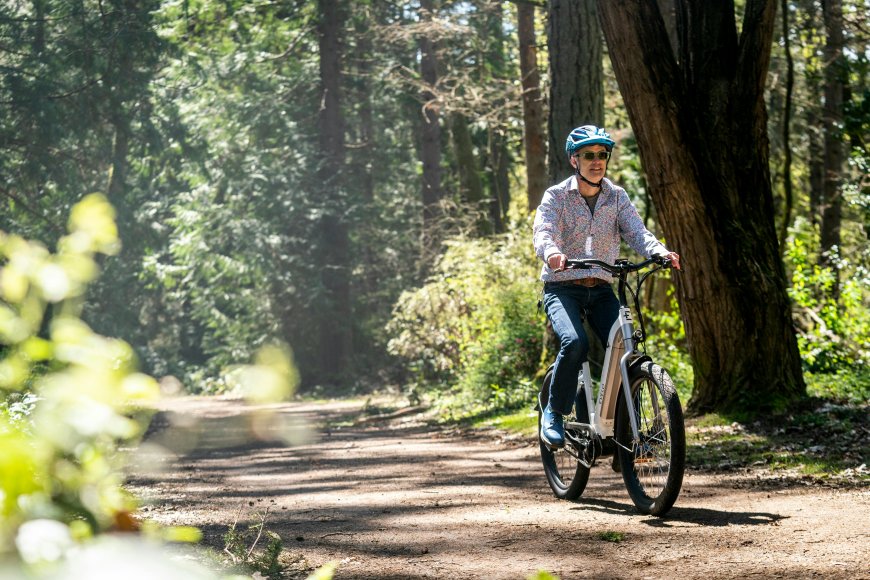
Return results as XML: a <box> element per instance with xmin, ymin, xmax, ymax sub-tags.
<box><xmin>542</xmin><ymin>283</ymin><xmax>620</xmax><ymax>415</ymax></box>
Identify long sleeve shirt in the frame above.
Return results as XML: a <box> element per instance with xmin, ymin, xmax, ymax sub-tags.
<box><xmin>533</xmin><ymin>175</ymin><xmax>669</xmax><ymax>283</ymax></box>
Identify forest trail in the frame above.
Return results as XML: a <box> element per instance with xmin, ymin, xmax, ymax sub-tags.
<box><xmin>127</xmin><ymin>396</ymin><xmax>870</xmax><ymax>580</ymax></box>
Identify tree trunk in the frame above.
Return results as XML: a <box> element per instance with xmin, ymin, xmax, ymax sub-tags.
<box><xmin>598</xmin><ymin>0</ymin><xmax>805</xmax><ymax>415</ymax></box>
<box><xmin>483</xmin><ymin>1</ymin><xmax>509</xmax><ymax>234</ymax></box>
<box><xmin>547</xmin><ymin>0</ymin><xmax>603</xmax><ymax>182</ymax></box>
<box><xmin>488</xmin><ymin>127</ymin><xmax>509</xmax><ymax>233</ymax></box>
<box><xmin>778</xmin><ymin>0</ymin><xmax>795</xmax><ymax>252</ymax></box>
<box><xmin>450</xmin><ymin>111</ymin><xmax>489</xmax><ymax>235</ymax></box>
<box><xmin>808</xmin><ymin>111</ymin><xmax>825</xmax><ymax>228</ymax></box>
<box><xmin>355</xmin><ymin>4</ymin><xmax>375</xmax><ymax>202</ymax></box>
<box><xmin>801</xmin><ymin>1</ymin><xmax>825</xmax><ymax>228</ymax></box>
<box><xmin>656</xmin><ymin>0</ymin><xmax>678</xmax><ymax>58</ymax></box>
<box><xmin>820</xmin><ymin>0</ymin><xmax>844</xmax><ymax>296</ymax></box>
<box><xmin>517</xmin><ymin>1</ymin><xmax>548</xmax><ymax>211</ymax></box>
<box><xmin>316</xmin><ymin>0</ymin><xmax>352</xmax><ymax>385</ymax></box>
<box><xmin>419</xmin><ymin>0</ymin><xmax>443</xmax><ymax>261</ymax></box>
<box><xmin>318</xmin><ymin>0</ymin><xmax>345</xmax><ymax>166</ymax></box>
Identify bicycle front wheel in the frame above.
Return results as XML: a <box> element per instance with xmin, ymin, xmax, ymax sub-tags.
<box><xmin>539</xmin><ymin>369</ymin><xmax>590</xmax><ymax>500</ymax></box>
<box><xmin>615</xmin><ymin>361</ymin><xmax>685</xmax><ymax>516</ymax></box>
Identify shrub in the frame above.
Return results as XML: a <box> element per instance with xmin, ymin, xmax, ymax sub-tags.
<box><xmin>786</xmin><ymin>222</ymin><xmax>870</xmax><ymax>372</ymax></box>
<box><xmin>0</xmin><ymin>195</ymin><xmax>299</xmax><ymax>577</ymax></box>
<box><xmin>387</xmin><ymin>219</ymin><xmax>545</xmax><ymax>417</ymax></box>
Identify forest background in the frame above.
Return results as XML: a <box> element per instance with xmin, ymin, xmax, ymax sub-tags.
<box><xmin>1</xmin><ymin>0</ymin><xmax>868</xmax><ymax>576</ymax></box>
<box><xmin>2</xmin><ymin>1</ymin><xmax>869</xmax><ymax>430</ymax></box>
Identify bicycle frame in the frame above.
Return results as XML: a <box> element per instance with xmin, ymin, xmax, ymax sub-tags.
<box><xmin>569</xmin><ymin>305</ymin><xmax>641</xmax><ymax>441</ymax></box>
<box><xmin>562</xmin><ymin>257</ymin><xmax>668</xmax><ymax>450</ymax></box>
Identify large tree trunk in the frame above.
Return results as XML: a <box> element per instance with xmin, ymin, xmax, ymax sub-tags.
<box><xmin>316</xmin><ymin>0</ymin><xmax>352</xmax><ymax>385</ymax></box>
<box><xmin>419</xmin><ymin>0</ymin><xmax>443</xmax><ymax>261</ymax></box>
<box><xmin>598</xmin><ymin>0</ymin><xmax>805</xmax><ymax>414</ymax></box>
<box><xmin>820</xmin><ymin>0</ymin><xmax>844</xmax><ymax>295</ymax></box>
<box><xmin>517</xmin><ymin>1</ymin><xmax>548</xmax><ymax>211</ymax></box>
<box><xmin>547</xmin><ymin>0</ymin><xmax>603</xmax><ymax>182</ymax></box>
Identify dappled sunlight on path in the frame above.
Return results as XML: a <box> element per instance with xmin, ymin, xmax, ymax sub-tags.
<box><xmin>127</xmin><ymin>397</ymin><xmax>870</xmax><ymax>580</ymax></box>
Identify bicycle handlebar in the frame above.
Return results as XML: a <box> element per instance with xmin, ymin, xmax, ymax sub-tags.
<box><xmin>564</xmin><ymin>255</ymin><xmax>672</xmax><ymax>275</ymax></box>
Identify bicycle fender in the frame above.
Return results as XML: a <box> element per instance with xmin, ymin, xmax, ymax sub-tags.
<box><xmin>628</xmin><ymin>355</ymin><xmax>652</xmax><ymax>375</ymax></box>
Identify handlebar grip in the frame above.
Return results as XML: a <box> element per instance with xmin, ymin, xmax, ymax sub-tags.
<box><xmin>566</xmin><ymin>261</ymin><xmax>591</xmax><ymax>269</ymax></box>
<box><xmin>655</xmin><ymin>254</ymin><xmax>674</xmax><ymax>269</ymax></box>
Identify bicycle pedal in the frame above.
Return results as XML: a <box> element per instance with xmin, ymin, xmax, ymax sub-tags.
<box><xmin>542</xmin><ymin>439</ymin><xmax>564</xmax><ymax>451</ymax></box>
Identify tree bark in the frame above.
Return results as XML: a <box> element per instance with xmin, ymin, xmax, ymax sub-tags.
<box><xmin>547</xmin><ymin>0</ymin><xmax>603</xmax><ymax>182</ymax></box>
<box><xmin>820</xmin><ymin>0</ymin><xmax>844</xmax><ymax>296</ymax></box>
<box><xmin>484</xmin><ymin>1</ymin><xmax>509</xmax><ymax>233</ymax></box>
<box><xmin>316</xmin><ymin>0</ymin><xmax>353</xmax><ymax>385</ymax></box>
<box><xmin>517</xmin><ymin>1</ymin><xmax>548</xmax><ymax>211</ymax></box>
<box><xmin>355</xmin><ymin>4</ymin><xmax>375</xmax><ymax>202</ymax></box>
<box><xmin>597</xmin><ymin>0</ymin><xmax>805</xmax><ymax>414</ymax></box>
<box><xmin>318</xmin><ymin>0</ymin><xmax>346</xmax><ymax>166</ymax></box>
<box><xmin>488</xmin><ymin>127</ymin><xmax>509</xmax><ymax>233</ymax></box>
<box><xmin>800</xmin><ymin>0</ymin><xmax>825</xmax><ymax>228</ymax></box>
<box><xmin>778</xmin><ymin>0</ymin><xmax>795</xmax><ymax>252</ymax></box>
<box><xmin>419</xmin><ymin>0</ymin><xmax>443</xmax><ymax>261</ymax></box>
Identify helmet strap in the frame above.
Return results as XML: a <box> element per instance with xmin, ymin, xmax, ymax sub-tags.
<box><xmin>575</xmin><ymin>167</ymin><xmax>604</xmax><ymax>189</ymax></box>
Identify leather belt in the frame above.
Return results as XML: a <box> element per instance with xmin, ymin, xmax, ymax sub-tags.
<box><xmin>551</xmin><ymin>277</ymin><xmax>609</xmax><ymax>287</ymax></box>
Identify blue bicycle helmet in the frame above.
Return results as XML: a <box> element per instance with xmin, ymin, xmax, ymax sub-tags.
<box><xmin>565</xmin><ymin>125</ymin><xmax>616</xmax><ymax>156</ymax></box>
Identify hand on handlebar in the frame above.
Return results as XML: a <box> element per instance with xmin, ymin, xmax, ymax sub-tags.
<box><xmin>547</xmin><ymin>253</ymin><xmax>567</xmax><ymax>272</ymax></box>
<box><xmin>663</xmin><ymin>252</ymin><xmax>681</xmax><ymax>270</ymax></box>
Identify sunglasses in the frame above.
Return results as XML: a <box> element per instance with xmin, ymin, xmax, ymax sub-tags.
<box><xmin>573</xmin><ymin>151</ymin><xmax>611</xmax><ymax>161</ymax></box>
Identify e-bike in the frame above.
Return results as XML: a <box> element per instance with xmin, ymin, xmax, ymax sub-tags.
<box><xmin>538</xmin><ymin>256</ymin><xmax>685</xmax><ymax>516</ymax></box>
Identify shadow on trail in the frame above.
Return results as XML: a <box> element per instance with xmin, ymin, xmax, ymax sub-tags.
<box><xmin>647</xmin><ymin>504</ymin><xmax>787</xmax><ymax>527</ymax></box>
<box><xmin>570</xmin><ymin>497</ymin><xmax>786</xmax><ymax>527</ymax></box>
<box><xmin>128</xmin><ymin>400</ymin><xmax>548</xmax><ymax>518</ymax></box>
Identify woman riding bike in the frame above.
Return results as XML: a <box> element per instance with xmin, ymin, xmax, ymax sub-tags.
<box><xmin>532</xmin><ymin>124</ymin><xmax>680</xmax><ymax>449</ymax></box>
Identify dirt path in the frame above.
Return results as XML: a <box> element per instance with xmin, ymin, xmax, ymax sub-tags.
<box><xmin>127</xmin><ymin>396</ymin><xmax>870</xmax><ymax>580</ymax></box>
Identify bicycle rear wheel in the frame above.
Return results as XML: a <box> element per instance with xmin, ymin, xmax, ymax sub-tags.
<box><xmin>615</xmin><ymin>361</ymin><xmax>685</xmax><ymax>516</ymax></box>
<box><xmin>539</xmin><ymin>369</ymin><xmax>590</xmax><ymax>500</ymax></box>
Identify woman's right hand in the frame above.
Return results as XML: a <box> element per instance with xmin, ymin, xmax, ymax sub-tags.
<box><xmin>547</xmin><ymin>253</ymin><xmax>567</xmax><ymax>272</ymax></box>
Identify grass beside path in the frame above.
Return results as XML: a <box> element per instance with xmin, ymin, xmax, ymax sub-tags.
<box><xmin>471</xmin><ymin>398</ymin><xmax>869</xmax><ymax>487</ymax></box>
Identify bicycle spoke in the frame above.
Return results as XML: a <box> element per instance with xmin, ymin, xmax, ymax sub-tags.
<box><xmin>630</xmin><ymin>377</ymin><xmax>672</xmax><ymax>496</ymax></box>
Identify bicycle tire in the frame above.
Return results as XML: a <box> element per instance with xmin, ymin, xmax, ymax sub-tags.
<box><xmin>615</xmin><ymin>361</ymin><xmax>685</xmax><ymax>516</ymax></box>
<box><xmin>539</xmin><ymin>369</ymin><xmax>590</xmax><ymax>500</ymax></box>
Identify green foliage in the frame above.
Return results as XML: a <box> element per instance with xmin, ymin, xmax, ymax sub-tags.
<box><xmin>786</xmin><ymin>221</ymin><xmax>870</xmax><ymax>372</ymax></box>
<box><xmin>641</xmin><ymin>285</ymin><xmax>694</xmax><ymax>403</ymax></box>
<box><xmin>0</xmin><ymin>196</ymin><xmax>300</xmax><ymax>576</ymax></box>
<box><xmin>387</xmin><ymin>218</ymin><xmax>544</xmax><ymax>418</ymax></box>
<box><xmin>596</xmin><ymin>531</ymin><xmax>625</xmax><ymax>543</ymax></box>
<box><xmin>527</xmin><ymin>572</ymin><xmax>560</xmax><ymax>580</ymax></box>
<box><xmin>222</xmin><ymin>510</ymin><xmax>284</xmax><ymax>579</ymax></box>
<box><xmin>473</xmin><ymin>408</ymin><xmax>538</xmax><ymax>436</ymax></box>
<box><xmin>0</xmin><ymin>194</ymin><xmax>159</xmax><ymax>558</ymax></box>
<box><xmin>137</xmin><ymin>0</ymin><xmax>423</xmax><ymax>390</ymax></box>
<box><xmin>805</xmin><ymin>368</ymin><xmax>870</xmax><ymax>405</ymax></box>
